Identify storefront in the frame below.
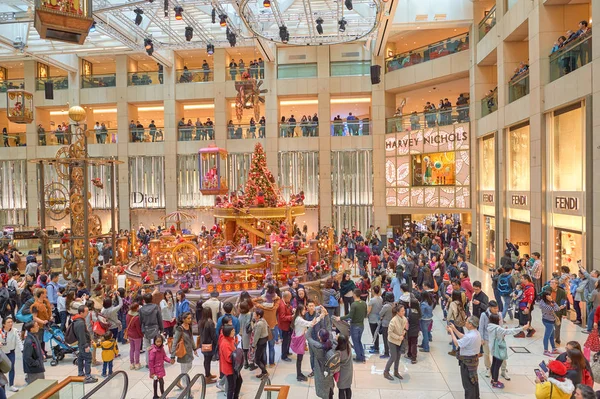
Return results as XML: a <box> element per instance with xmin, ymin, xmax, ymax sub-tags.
<box><xmin>129</xmin><ymin>156</ymin><xmax>166</xmax><ymax>228</ymax></box>
<box><xmin>547</xmin><ymin>103</ymin><xmax>586</xmax><ymax>273</ymax></box>
<box><xmin>479</xmin><ymin>134</ymin><xmax>496</xmax><ymax>269</ymax></box>
<box><xmin>506</xmin><ymin>123</ymin><xmax>531</xmax><ymax>256</ymax></box>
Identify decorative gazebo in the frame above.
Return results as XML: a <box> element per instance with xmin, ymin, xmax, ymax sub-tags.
<box><xmin>7</xmin><ymin>90</ymin><xmax>33</xmax><ymax>124</ymax></box>
<box><xmin>198</xmin><ymin>146</ymin><xmax>228</xmax><ymax>195</ymax></box>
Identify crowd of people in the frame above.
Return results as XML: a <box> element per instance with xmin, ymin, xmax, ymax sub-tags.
<box><xmin>279</xmin><ymin>114</ymin><xmax>319</xmax><ymax>137</ymax></box>
<box><xmin>550</xmin><ymin>20</ymin><xmax>592</xmax><ymax>77</ymax></box>
<box><xmin>386</xmin><ymin>34</ymin><xmax>470</xmax><ymax>72</ymax></box>
<box><xmin>228</xmin><ymin>59</ymin><xmax>265</xmax><ymax>80</ymax></box>
<box><xmin>228</xmin><ymin>117</ymin><xmax>266</xmax><ymax>139</ymax></box>
<box><xmin>177</xmin><ymin>117</ymin><xmax>214</xmax><ymax>141</ymax></box>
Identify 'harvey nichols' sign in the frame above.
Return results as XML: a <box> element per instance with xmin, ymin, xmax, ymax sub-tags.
<box><xmin>386</xmin><ymin>131</ymin><xmax>468</xmax><ymax>149</ymax></box>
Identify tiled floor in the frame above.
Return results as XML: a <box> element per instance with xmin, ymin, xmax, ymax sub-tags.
<box><xmin>6</xmin><ymin>265</ymin><xmax>595</xmax><ymax>398</ymax></box>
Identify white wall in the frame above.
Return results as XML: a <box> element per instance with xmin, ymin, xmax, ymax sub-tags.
<box><xmin>393</xmin><ymin>0</ymin><xmax>473</xmax><ymax>24</ymax></box>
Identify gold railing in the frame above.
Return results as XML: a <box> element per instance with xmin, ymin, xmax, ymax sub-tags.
<box><xmin>38</xmin><ymin>376</ymin><xmax>85</xmax><ymax>399</ymax></box>
<box><xmin>264</xmin><ymin>385</ymin><xmax>291</xmax><ymax>399</ymax></box>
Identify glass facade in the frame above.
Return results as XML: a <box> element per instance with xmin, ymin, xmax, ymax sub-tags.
<box><xmin>177</xmin><ymin>155</ymin><xmax>214</xmax><ymax>207</ymax></box>
<box><xmin>278</xmin><ymin>151</ymin><xmax>319</xmax><ymax>206</ymax></box>
<box><xmin>0</xmin><ymin>160</ymin><xmax>27</xmax><ymax>210</ymax></box>
<box><xmin>227</xmin><ymin>153</ymin><xmax>253</xmax><ymax>193</ymax></box>
<box><xmin>331</xmin><ymin>150</ymin><xmax>373</xmax><ymax>233</ymax></box>
<box><xmin>552</xmin><ymin>105</ymin><xmax>583</xmax><ymax>192</ymax></box>
<box><xmin>128</xmin><ymin>156</ymin><xmax>165</xmax><ymax>209</ymax></box>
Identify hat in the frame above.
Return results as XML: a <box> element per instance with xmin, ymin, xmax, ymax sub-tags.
<box><xmin>210</xmin><ymin>291</ymin><xmax>219</xmax><ymax>298</ymax></box>
<box><xmin>547</xmin><ymin>360</ymin><xmax>567</xmax><ymax>376</ymax></box>
<box><xmin>443</xmin><ymin>273</ymin><xmax>450</xmax><ymax>281</ymax></box>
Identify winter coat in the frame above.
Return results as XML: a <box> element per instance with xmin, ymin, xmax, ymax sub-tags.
<box><xmin>218</xmin><ymin>333</ymin><xmax>236</xmax><ymax>376</ymax></box>
<box><xmin>252</xmin><ymin>318</ymin><xmax>269</xmax><ymax>347</ymax></box>
<box><xmin>100</xmin><ymin>338</ymin><xmax>119</xmax><ymax>362</ymax></box>
<box><xmin>101</xmin><ymin>295</ymin><xmax>123</xmax><ymax>331</ymax></box>
<box><xmin>238</xmin><ymin>312</ymin><xmax>252</xmax><ymax>350</ymax></box>
<box><xmin>306</xmin><ymin>327</ymin><xmax>335</xmax><ymax>399</ymax></box>
<box><xmin>139</xmin><ymin>303</ymin><xmax>163</xmax><ymax>339</ymax></box>
<box><xmin>534</xmin><ymin>377</ymin><xmax>574</xmax><ymax>399</ymax></box>
<box><xmin>72</xmin><ymin>314</ymin><xmax>91</xmax><ymax>349</ymax></box>
<box><xmin>336</xmin><ymin>347</ymin><xmax>353</xmax><ymax>390</ymax></box>
<box><xmin>148</xmin><ymin>344</ymin><xmax>171</xmax><ymax>378</ymax></box>
<box><xmin>387</xmin><ymin>315</ymin><xmax>407</xmax><ymax>346</ymax></box>
<box><xmin>199</xmin><ymin>319</ymin><xmax>217</xmax><ymax>355</ymax></box>
<box><xmin>175</xmin><ymin>299</ymin><xmax>190</xmax><ymax>320</ymax></box>
<box><xmin>23</xmin><ymin>332</ymin><xmax>45</xmax><ymax>374</ymax></box>
<box><xmin>171</xmin><ymin>324</ymin><xmax>195</xmax><ymax>364</ymax></box>
<box><xmin>125</xmin><ymin>311</ymin><xmax>143</xmax><ymax>340</ymax></box>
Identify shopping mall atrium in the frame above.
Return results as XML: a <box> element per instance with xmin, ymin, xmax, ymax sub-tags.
<box><xmin>0</xmin><ymin>0</ymin><xmax>596</xmax><ymax>398</ymax></box>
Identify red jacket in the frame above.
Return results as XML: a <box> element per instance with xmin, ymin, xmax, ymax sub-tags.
<box><xmin>218</xmin><ymin>333</ymin><xmax>236</xmax><ymax>376</ymax></box>
<box><xmin>277</xmin><ymin>299</ymin><xmax>293</xmax><ymax>331</ymax></box>
<box><xmin>461</xmin><ymin>278</ymin><xmax>474</xmax><ymax>301</ymax></box>
<box><xmin>519</xmin><ymin>282</ymin><xmax>535</xmax><ymax>310</ymax></box>
<box><xmin>125</xmin><ymin>312</ymin><xmax>143</xmax><ymax>339</ymax></box>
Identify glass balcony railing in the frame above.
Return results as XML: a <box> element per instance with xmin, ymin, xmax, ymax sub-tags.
<box><xmin>508</xmin><ymin>71</ymin><xmax>529</xmax><ymax>103</ymax></box>
<box><xmin>330</xmin><ymin>120</ymin><xmax>371</xmax><ymax>137</ymax></box>
<box><xmin>277</xmin><ymin>63</ymin><xmax>318</xmax><ymax>79</ymax></box>
<box><xmin>478</xmin><ymin>6</ymin><xmax>497</xmax><ymax>40</ymax></box>
<box><xmin>130</xmin><ymin>127</ymin><xmax>164</xmax><ymax>142</ymax></box>
<box><xmin>279</xmin><ymin>122</ymin><xmax>319</xmax><ymax>138</ymax></box>
<box><xmin>178</xmin><ymin>126</ymin><xmax>214</xmax><ymax>141</ymax></box>
<box><xmin>226</xmin><ymin>66</ymin><xmax>265</xmax><ymax>81</ymax></box>
<box><xmin>549</xmin><ymin>34</ymin><xmax>592</xmax><ymax>82</ymax></box>
<box><xmin>127</xmin><ymin>71</ymin><xmax>163</xmax><ymax>86</ymax></box>
<box><xmin>87</xmin><ymin>129</ymin><xmax>118</xmax><ymax>144</ymax></box>
<box><xmin>36</xmin><ymin>76</ymin><xmax>69</xmax><ymax>91</ymax></box>
<box><xmin>330</xmin><ymin>61</ymin><xmax>371</xmax><ymax>77</ymax></box>
<box><xmin>481</xmin><ymin>90</ymin><xmax>498</xmax><ymax>117</ymax></box>
<box><xmin>81</xmin><ymin>73</ymin><xmax>116</xmax><ymax>88</ymax></box>
<box><xmin>176</xmin><ymin>68</ymin><xmax>213</xmax><ymax>83</ymax></box>
<box><xmin>386</xmin><ymin>106</ymin><xmax>470</xmax><ymax>133</ymax></box>
<box><xmin>228</xmin><ymin>124</ymin><xmax>265</xmax><ymax>139</ymax></box>
<box><xmin>0</xmin><ymin>79</ymin><xmax>24</xmax><ymax>92</ymax></box>
<box><xmin>1</xmin><ymin>132</ymin><xmax>25</xmax><ymax>146</ymax></box>
<box><xmin>385</xmin><ymin>32</ymin><xmax>470</xmax><ymax>73</ymax></box>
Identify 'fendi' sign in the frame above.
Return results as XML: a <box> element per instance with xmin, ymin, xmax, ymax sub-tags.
<box><xmin>480</xmin><ymin>190</ymin><xmax>495</xmax><ymax>205</ymax></box>
<box><xmin>552</xmin><ymin>192</ymin><xmax>583</xmax><ymax>216</ymax></box>
<box><xmin>386</xmin><ymin>131</ymin><xmax>468</xmax><ymax>149</ymax></box>
<box><xmin>508</xmin><ymin>191</ymin><xmax>529</xmax><ymax>210</ymax></box>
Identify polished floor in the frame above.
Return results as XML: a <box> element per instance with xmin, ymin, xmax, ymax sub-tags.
<box><xmin>6</xmin><ymin>265</ymin><xmax>594</xmax><ymax>398</ymax></box>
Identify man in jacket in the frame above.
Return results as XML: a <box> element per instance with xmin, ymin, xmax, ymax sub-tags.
<box><xmin>579</xmin><ymin>263</ymin><xmax>600</xmax><ymax>333</ymax></box>
<box><xmin>45</xmin><ymin>272</ymin><xmax>62</xmax><ymax>323</ymax></box>
<box><xmin>515</xmin><ymin>275</ymin><xmax>536</xmax><ymax>338</ymax></box>
<box><xmin>278</xmin><ymin>292</ymin><xmax>294</xmax><ymax>362</ymax></box>
<box><xmin>336</xmin><ymin>289</ymin><xmax>367</xmax><ymax>363</ymax></box>
<box><xmin>139</xmin><ymin>293</ymin><xmax>163</xmax><ymax>366</ymax></box>
<box><xmin>304</xmin><ymin>300</ymin><xmax>330</xmax><ymax>377</ymax></box>
<box><xmin>73</xmin><ymin>305</ymin><xmax>98</xmax><ymax>383</ymax></box>
<box><xmin>471</xmin><ymin>281</ymin><xmax>489</xmax><ymax>319</ymax></box>
<box><xmin>548</xmin><ymin>279</ymin><xmax>567</xmax><ymax>344</ymax></box>
<box><xmin>22</xmin><ymin>321</ymin><xmax>45</xmax><ymax>384</ymax></box>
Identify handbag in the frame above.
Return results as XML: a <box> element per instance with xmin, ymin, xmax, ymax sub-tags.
<box><xmin>201</xmin><ymin>344</ymin><xmax>213</xmax><ymax>352</ymax></box>
<box><xmin>93</xmin><ymin>315</ymin><xmax>109</xmax><ymax>336</ymax></box>
<box><xmin>175</xmin><ymin>338</ymin><xmax>186</xmax><ymax>358</ymax></box>
<box><xmin>492</xmin><ymin>333</ymin><xmax>508</xmax><ymax>360</ymax></box>
<box><xmin>123</xmin><ymin>315</ymin><xmax>136</xmax><ymax>340</ymax></box>
<box><xmin>554</xmin><ymin>313</ymin><xmax>562</xmax><ymax>326</ymax></box>
<box><xmin>290</xmin><ymin>331</ymin><xmax>306</xmax><ymax>355</ymax></box>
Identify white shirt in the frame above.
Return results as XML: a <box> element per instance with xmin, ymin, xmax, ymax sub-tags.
<box><xmin>457</xmin><ymin>328</ymin><xmax>482</xmax><ymax>356</ymax></box>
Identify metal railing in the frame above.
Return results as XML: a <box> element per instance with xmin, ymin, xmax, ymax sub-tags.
<box><xmin>176</xmin><ymin>68</ymin><xmax>213</xmax><ymax>83</ymax></box>
<box><xmin>385</xmin><ymin>32</ymin><xmax>470</xmax><ymax>72</ymax></box>
<box><xmin>508</xmin><ymin>71</ymin><xmax>529</xmax><ymax>103</ymax></box>
<box><xmin>481</xmin><ymin>90</ymin><xmax>498</xmax><ymax>117</ymax></box>
<box><xmin>38</xmin><ymin>376</ymin><xmax>85</xmax><ymax>399</ymax></box>
<box><xmin>81</xmin><ymin>73</ymin><xmax>116</xmax><ymax>88</ymax></box>
<box><xmin>478</xmin><ymin>6</ymin><xmax>497</xmax><ymax>40</ymax></box>
<box><xmin>160</xmin><ymin>373</ymin><xmax>191</xmax><ymax>398</ymax></box>
<box><xmin>226</xmin><ymin>66</ymin><xmax>265</xmax><ymax>80</ymax></box>
<box><xmin>549</xmin><ymin>34</ymin><xmax>592</xmax><ymax>82</ymax></box>
<box><xmin>0</xmin><ymin>79</ymin><xmax>24</xmax><ymax>92</ymax></box>
<box><xmin>127</xmin><ymin>71</ymin><xmax>163</xmax><ymax>86</ymax></box>
<box><xmin>87</xmin><ymin>128</ymin><xmax>118</xmax><ymax>144</ymax></box>
<box><xmin>277</xmin><ymin>63</ymin><xmax>318</xmax><ymax>79</ymax></box>
<box><xmin>279</xmin><ymin>122</ymin><xmax>319</xmax><ymax>137</ymax></box>
<box><xmin>130</xmin><ymin>127</ymin><xmax>165</xmax><ymax>142</ymax></box>
<box><xmin>228</xmin><ymin>123</ymin><xmax>265</xmax><ymax>139</ymax></box>
<box><xmin>81</xmin><ymin>370</ymin><xmax>128</xmax><ymax>399</ymax></box>
<box><xmin>386</xmin><ymin>105</ymin><xmax>470</xmax><ymax>133</ymax></box>
<box><xmin>174</xmin><ymin>373</ymin><xmax>207</xmax><ymax>399</ymax></box>
<box><xmin>0</xmin><ymin>132</ymin><xmax>25</xmax><ymax>146</ymax></box>
<box><xmin>36</xmin><ymin>76</ymin><xmax>68</xmax><ymax>91</ymax></box>
<box><xmin>330</xmin><ymin>60</ymin><xmax>371</xmax><ymax>76</ymax></box>
<box><xmin>330</xmin><ymin>120</ymin><xmax>371</xmax><ymax>136</ymax></box>
<box><xmin>178</xmin><ymin>125</ymin><xmax>214</xmax><ymax>141</ymax></box>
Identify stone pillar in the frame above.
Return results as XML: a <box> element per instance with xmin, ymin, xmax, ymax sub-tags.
<box><xmin>163</xmin><ymin>51</ymin><xmax>178</xmax><ymax>215</ymax></box>
<box><xmin>263</xmin><ymin>57</ymin><xmax>278</xmax><ymax>174</ymax></box>
<box><xmin>593</xmin><ymin>0</ymin><xmax>600</xmax><ymax>270</ymax></box>
<box><xmin>213</xmin><ymin>48</ymin><xmax>227</xmax><ymax>148</ymax></box>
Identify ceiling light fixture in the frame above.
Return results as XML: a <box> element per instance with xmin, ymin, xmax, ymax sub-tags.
<box><xmin>315</xmin><ymin>17</ymin><xmax>323</xmax><ymax>35</ymax></box>
<box><xmin>144</xmin><ymin>38</ymin><xmax>154</xmax><ymax>55</ymax></box>
<box><xmin>263</xmin><ymin>0</ymin><xmax>271</xmax><ymax>7</ymax></box>
<box><xmin>219</xmin><ymin>14</ymin><xmax>227</xmax><ymax>27</ymax></box>
<box><xmin>338</xmin><ymin>18</ymin><xmax>347</xmax><ymax>32</ymax></box>
<box><xmin>138</xmin><ymin>106</ymin><xmax>164</xmax><ymax>112</ymax></box>
<box><xmin>134</xmin><ymin>8</ymin><xmax>143</xmax><ymax>26</ymax></box>
<box><xmin>211</xmin><ymin>8</ymin><xmax>216</xmax><ymax>23</ymax></box>
<box><xmin>206</xmin><ymin>43</ymin><xmax>214</xmax><ymax>55</ymax></box>
<box><xmin>174</xmin><ymin>6</ymin><xmax>183</xmax><ymax>20</ymax></box>
<box><xmin>183</xmin><ymin>104</ymin><xmax>215</xmax><ymax>110</ymax></box>
<box><xmin>344</xmin><ymin>0</ymin><xmax>353</xmax><ymax>10</ymax></box>
<box><xmin>185</xmin><ymin>26</ymin><xmax>193</xmax><ymax>41</ymax></box>
<box><xmin>92</xmin><ymin>108</ymin><xmax>118</xmax><ymax>114</ymax></box>
<box><xmin>279</xmin><ymin>25</ymin><xmax>289</xmax><ymax>44</ymax></box>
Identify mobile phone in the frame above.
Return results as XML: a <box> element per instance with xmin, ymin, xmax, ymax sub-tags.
<box><xmin>539</xmin><ymin>361</ymin><xmax>549</xmax><ymax>374</ymax></box>
<box><xmin>561</xmin><ymin>299</ymin><xmax>567</xmax><ymax>306</ymax></box>
<box><xmin>534</xmin><ymin>368</ymin><xmax>546</xmax><ymax>382</ymax></box>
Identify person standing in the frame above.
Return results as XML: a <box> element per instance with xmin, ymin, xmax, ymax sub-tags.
<box><xmin>479</xmin><ymin>301</ymin><xmax>510</xmax><ymax>381</ymax></box>
<box><xmin>290</xmin><ymin>304</ymin><xmax>326</xmax><ymax>381</ymax></box>
<box><xmin>419</xmin><ymin>291</ymin><xmax>434</xmax><ymax>353</ymax></box>
<box><xmin>337</xmin><ymin>289</ymin><xmax>367</xmax><ymax>363</ymax></box>
<box><xmin>539</xmin><ymin>289</ymin><xmax>562</xmax><ymax>357</ymax></box>
<box><xmin>71</xmin><ymin>305</ymin><xmax>98</xmax><ymax>383</ymax></box>
<box><xmin>471</xmin><ymin>280</ymin><xmax>489</xmax><ymax>319</ymax></box>
<box><xmin>487</xmin><ymin>313</ymin><xmax>523</xmax><ymax>389</ymax></box>
<box><xmin>100</xmin><ymin>331</ymin><xmax>118</xmax><ymax>377</ymax></box>
<box><xmin>531</xmin><ymin>252</ymin><xmax>543</xmax><ymax>294</ymax></box>
<box><xmin>159</xmin><ymin>291</ymin><xmax>176</xmax><ymax>339</ymax></box>
<box><xmin>448</xmin><ymin>316</ymin><xmax>482</xmax><ymax>399</ymax></box>
<box><xmin>22</xmin><ymin>321</ymin><xmax>45</xmax><ymax>385</ymax></box>
<box><xmin>170</xmin><ymin>312</ymin><xmax>197</xmax><ymax>381</ymax></box>
<box><xmin>126</xmin><ymin>302</ymin><xmax>143</xmax><ymax>370</ymax></box>
<box><xmin>0</xmin><ymin>317</ymin><xmax>19</xmax><ymax>392</ymax></box>
<box><xmin>101</xmin><ymin>291</ymin><xmax>123</xmax><ymax>340</ymax></box>
<box><xmin>514</xmin><ymin>275</ymin><xmax>536</xmax><ymax>338</ymax></box>
<box><xmin>251</xmin><ymin>308</ymin><xmax>269</xmax><ymax>379</ymax></box>
<box><xmin>548</xmin><ymin>279</ymin><xmax>568</xmax><ymax>345</ymax></box>
<box><xmin>148</xmin><ymin>335</ymin><xmax>174</xmax><ymax>399</ymax></box>
<box><xmin>278</xmin><ymin>291</ymin><xmax>294</xmax><ymax>362</ymax></box>
<box><xmin>306</xmin><ymin>328</ymin><xmax>335</xmax><ymax>399</ymax></box>
<box><xmin>383</xmin><ymin>303</ymin><xmax>407</xmax><ymax>380</ymax></box>
<box><xmin>336</xmin><ymin>334</ymin><xmax>353</xmax><ymax>399</ymax></box>
<box><xmin>140</xmin><ymin>293</ymin><xmax>163</xmax><ymax>366</ymax></box>
<box><xmin>367</xmin><ymin>286</ymin><xmax>383</xmax><ymax>354</ymax></box>
<box><xmin>406</xmin><ymin>300</ymin><xmax>421</xmax><ymax>364</ymax></box>
<box><xmin>37</xmin><ymin>124</ymin><xmax>46</xmax><ymax>146</ymax></box>
<box><xmin>219</xmin><ymin>325</ymin><xmax>243</xmax><ymax>399</ymax></box>
<box><xmin>30</xmin><ymin>289</ymin><xmax>52</xmax><ymax>356</ymax></box>
<box><xmin>340</xmin><ymin>272</ymin><xmax>356</xmax><ymax>315</ymax></box>
<box><xmin>198</xmin><ymin>308</ymin><xmax>217</xmax><ymax>384</ymax></box>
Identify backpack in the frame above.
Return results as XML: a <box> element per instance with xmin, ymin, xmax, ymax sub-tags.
<box><xmin>497</xmin><ymin>275</ymin><xmax>512</xmax><ymax>296</ymax></box>
<box><xmin>453</xmin><ymin>302</ymin><xmax>467</xmax><ymax>328</ymax></box>
<box><xmin>324</xmin><ymin>349</ymin><xmax>341</xmax><ymax>376</ymax></box>
<box><xmin>231</xmin><ymin>347</ymin><xmax>244</xmax><ymax>374</ymax></box>
<box><xmin>65</xmin><ymin>321</ymin><xmax>78</xmax><ymax>345</ymax></box>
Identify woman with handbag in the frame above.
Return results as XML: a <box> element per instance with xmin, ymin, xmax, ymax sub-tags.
<box><xmin>383</xmin><ymin>303</ymin><xmax>407</xmax><ymax>381</ymax></box>
<box><xmin>487</xmin><ymin>313</ymin><xmax>523</xmax><ymax>388</ymax></box>
<box><xmin>251</xmin><ymin>308</ymin><xmax>269</xmax><ymax>379</ymax></box>
<box><xmin>291</xmin><ymin>304</ymin><xmax>327</xmax><ymax>381</ymax></box>
<box><xmin>237</xmin><ymin>301</ymin><xmax>255</xmax><ymax>370</ymax></box>
<box><xmin>197</xmin><ymin>307</ymin><xmax>217</xmax><ymax>383</ymax></box>
<box><xmin>125</xmin><ymin>302</ymin><xmax>143</xmax><ymax>370</ymax></box>
<box><xmin>160</xmin><ymin>290</ymin><xmax>176</xmax><ymax>339</ymax></box>
<box><xmin>170</xmin><ymin>311</ymin><xmax>197</xmax><ymax>384</ymax></box>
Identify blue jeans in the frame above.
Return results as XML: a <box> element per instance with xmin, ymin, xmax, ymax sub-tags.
<box><xmin>78</xmin><ymin>349</ymin><xmax>92</xmax><ymax>378</ymax></box>
<box><xmin>102</xmin><ymin>360</ymin><xmax>113</xmax><ymax>376</ymax></box>
<box><xmin>501</xmin><ymin>296</ymin><xmax>513</xmax><ymax>320</ymax></box>
<box><xmin>542</xmin><ymin>319</ymin><xmax>556</xmax><ymax>351</ymax></box>
<box><xmin>118</xmin><ymin>312</ymin><xmax>127</xmax><ymax>343</ymax></box>
<box><xmin>6</xmin><ymin>350</ymin><xmax>14</xmax><ymax>386</ymax></box>
<box><xmin>350</xmin><ymin>324</ymin><xmax>365</xmax><ymax>361</ymax></box>
<box><xmin>267</xmin><ymin>334</ymin><xmax>275</xmax><ymax>365</ymax></box>
<box><xmin>587</xmin><ymin>305</ymin><xmax>597</xmax><ymax>331</ymax></box>
<box><xmin>420</xmin><ymin>320</ymin><xmax>432</xmax><ymax>351</ymax></box>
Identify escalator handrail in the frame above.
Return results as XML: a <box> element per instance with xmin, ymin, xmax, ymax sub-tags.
<box><xmin>253</xmin><ymin>376</ymin><xmax>272</xmax><ymax>399</ymax></box>
<box><xmin>176</xmin><ymin>373</ymin><xmax>206</xmax><ymax>399</ymax></box>
<box><xmin>264</xmin><ymin>385</ymin><xmax>291</xmax><ymax>399</ymax></box>
<box><xmin>38</xmin><ymin>376</ymin><xmax>86</xmax><ymax>399</ymax></box>
<box><xmin>81</xmin><ymin>370</ymin><xmax>129</xmax><ymax>399</ymax></box>
<box><xmin>160</xmin><ymin>373</ymin><xmax>191</xmax><ymax>399</ymax></box>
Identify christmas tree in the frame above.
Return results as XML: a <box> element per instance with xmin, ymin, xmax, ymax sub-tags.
<box><xmin>243</xmin><ymin>143</ymin><xmax>279</xmax><ymax>207</ymax></box>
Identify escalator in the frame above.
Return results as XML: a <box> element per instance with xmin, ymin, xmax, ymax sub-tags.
<box><xmin>159</xmin><ymin>373</ymin><xmax>191</xmax><ymax>399</ymax></box>
<box><xmin>80</xmin><ymin>370</ymin><xmax>128</xmax><ymax>399</ymax></box>
<box><xmin>174</xmin><ymin>373</ymin><xmax>206</xmax><ymax>399</ymax></box>
<box><xmin>254</xmin><ymin>376</ymin><xmax>290</xmax><ymax>399</ymax></box>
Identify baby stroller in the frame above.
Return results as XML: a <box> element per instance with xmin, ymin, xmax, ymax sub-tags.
<box><xmin>43</xmin><ymin>324</ymin><xmax>78</xmax><ymax>366</ymax></box>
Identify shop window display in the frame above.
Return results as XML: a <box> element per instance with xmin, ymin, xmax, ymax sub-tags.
<box><xmin>555</xmin><ymin>229</ymin><xmax>582</xmax><ymax>271</ymax></box>
<box><xmin>552</xmin><ymin>105</ymin><xmax>583</xmax><ymax>192</ymax></box>
<box><xmin>129</xmin><ymin>156</ymin><xmax>165</xmax><ymax>209</ymax></box>
<box><xmin>483</xmin><ymin>215</ymin><xmax>496</xmax><ymax>268</ymax></box>
<box><xmin>508</xmin><ymin>125</ymin><xmax>530</xmax><ymax>191</ymax></box>
<box><xmin>278</xmin><ymin>151</ymin><xmax>319</xmax><ymax>206</ymax></box>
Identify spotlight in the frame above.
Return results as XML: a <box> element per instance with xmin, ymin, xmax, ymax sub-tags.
<box><xmin>185</xmin><ymin>26</ymin><xmax>193</xmax><ymax>41</ymax></box>
<box><xmin>219</xmin><ymin>14</ymin><xmax>227</xmax><ymax>27</ymax></box>
<box><xmin>134</xmin><ymin>8</ymin><xmax>143</xmax><ymax>26</ymax></box>
<box><xmin>344</xmin><ymin>0</ymin><xmax>353</xmax><ymax>10</ymax></box>
<box><xmin>174</xmin><ymin>6</ymin><xmax>183</xmax><ymax>20</ymax></box>
<box><xmin>211</xmin><ymin>8</ymin><xmax>216</xmax><ymax>23</ymax></box>
<box><xmin>207</xmin><ymin>43</ymin><xmax>214</xmax><ymax>55</ymax></box>
<box><xmin>144</xmin><ymin>38</ymin><xmax>154</xmax><ymax>55</ymax></box>
<box><xmin>263</xmin><ymin>0</ymin><xmax>271</xmax><ymax>7</ymax></box>
<box><xmin>316</xmin><ymin>17</ymin><xmax>323</xmax><ymax>35</ymax></box>
<box><xmin>338</xmin><ymin>18</ymin><xmax>347</xmax><ymax>32</ymax></box>
<box><xmin>279</xmin><ymin>25</ymin><xmax>289</xmax><ymax>44</ymax></box>
<box><xmin>89</xmin><ymin>21</ymin><xmax>96</xmax><ymax>32</ymax></box>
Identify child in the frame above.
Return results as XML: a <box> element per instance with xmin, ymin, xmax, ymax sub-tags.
<box><xmin>511</xmin><ymin>284</ymin><xmax>523</xmax><ymax>324</ymax></box>
<box><xmin>100</xmin><ymin>331</ymin><xmax>119</xmax><ymax>377</ymax></box>
<box><xmin>57</xmin><ymin>287</ymin><xmax>67</xmax><ymax>332</ymax></box>
<box><xmin>148</xmin><ymin>335</ymin><xmax>174</xmax><ymax>399</ymax></box>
